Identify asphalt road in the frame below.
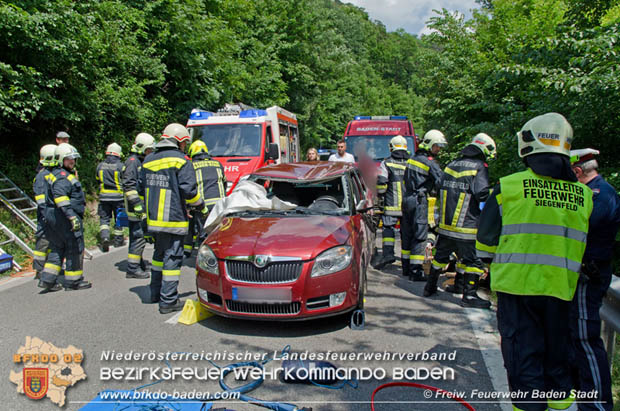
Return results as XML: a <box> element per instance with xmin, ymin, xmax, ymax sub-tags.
<box><xmin>1</xmin><ymin>241</ymin><xmax>510</xmax><ymax>411</ymax></box>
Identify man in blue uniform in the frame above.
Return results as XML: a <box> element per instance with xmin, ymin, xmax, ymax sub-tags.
<box><xmin>569</xmin><ymin>148</ymin><xmax>620</xmax><ymax>411</ymax></box>
<box><xmin>96</xmin><ymin>143</ymin><xmax>125</xmax><ymax>251</ymax></box>
<box><xmin>33</xmin><ymin>144</ymin><xmax>57</xmax><ymax>281</ymax></box>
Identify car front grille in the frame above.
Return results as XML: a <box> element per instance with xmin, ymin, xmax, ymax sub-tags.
<box><xmin>225</xmin><ymin>260</ymin><xmax>302</xmax><ymax>284</ymax></box>
<box><xmin>225</xmin><ymin>300</ymin><xmax>301</xmax><ymax>315</ymax></box>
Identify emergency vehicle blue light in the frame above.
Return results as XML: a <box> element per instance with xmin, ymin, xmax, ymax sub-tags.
<box><xmin>354</xmin><ymin>116</ymin><xmax>371</xmax><ymax>120</ymax></box>
<box><xmin>189</xmin><ymin>110</ymin><xmax>214</xmax><ymax>120</ymax></box>
<box><xmin>390</xmin><ymin>116</ymin><xmax>408</xmax><ymax>120</ymax></box>
<box><xmin>239</xmin><ymin>109</ymin><xmax>267</xmax><ymax>118</ymax></box>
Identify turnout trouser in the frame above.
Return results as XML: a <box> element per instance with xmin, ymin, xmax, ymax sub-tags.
<box><xmin>401</xmin><ymin>193</ymin><xmax>428</xmax><ymax>271</ymax></box>
<box><xmin>430</xmin><ymin>236</ymin><xmax>485</xmax><ymax>277</ymax></box>
<box><xmin>380</xmin><ymin>215</ymin><xmax>398</xmax><ymax>257</ymax></box>
<box><xmin>33</xmin><ymin>222</ymin><xmax>50</xmax><ymax>274</ymax></box>
<box><xmin>42</xmin><ymin>231</ymin><xmax>84</xmax><ymax>287</ymax></box>
<box><xmin>183</xmin><ymin>211</ymin><xmax>206</xmax><ymax>254</ymax></box>
<box><xmin>497</xmin><ymin>292</ymin><xmax>576</xmax><ymax>411</ymax></box>
<box><xmin>150</xmin><ymin>232</ymin><xmax>184</xmax><ymax>306</ymax></box>
<box><xmin>569</xmin><ymin>263</ymin><xmax>613</xmax><ymax>411</ymax></box>
<box><xmin>98</xmin><ymin>201</ymin><xmax>124</xmax><ymax>241</ymax></box>
<box><xmin>127</xmin><ymin>219</ymin><xmax>147</xmax><ymax>274</ymax></box>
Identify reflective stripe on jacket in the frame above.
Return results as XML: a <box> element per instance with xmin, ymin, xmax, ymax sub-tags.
<box><xmin>437</xmin><ymin>156</ymin><xmax>489</xmax><ymax>240</ymax></box>
<box><xmin>377</xmin><ymin>151</ymin><xmax>408</xmax><ymax>216</ymax></box>
<box><xmin>45</xmin><ymin>167</ymin><xmax>86</xmax><ymax>232</ymax></box>
<box><xmin>96</xmin><ymin>156</ymin><xmax>124</xmax><ymax>202</ymax></box>
<box><xmin>33</xmin><ymin>167</ymin><xmax>54</xmax><ymax>223</ymax></box>
<box><xmin>403</xmin><ymin>150</ymin><xmax>443</xmax><ymax>207</ymax></box>
<box><xmin>140</xmin><ymin>145</ymin><xmax>203</xmax><ymax>235</ymax></box>
<box><xmin>489</xmin><ymin>168</ymin><xmax>593</xmax><ymax>301</ymax></box>
<box><xmin>191</xmin><ymin>153</ymin><xmax>226</xmax><ymax>207</ymax></box>
<box><xmin>122</xmin><ymin>153</ymin><xmax>144</xmax><ymax>221</ymax></box>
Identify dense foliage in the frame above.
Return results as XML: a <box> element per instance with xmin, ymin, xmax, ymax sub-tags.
<box><xmin>0</xmin><ymin>0</ymin><xmax>618</xmax><ymax>192</ymax></box>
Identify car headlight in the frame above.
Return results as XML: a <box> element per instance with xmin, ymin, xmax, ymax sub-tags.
<box><xmin>311</xmin><ymin>246</ymin><xmax>352</xmax><ymax>277</ymax></box>
<box><xmin>197</xmin><ymin>245</ymin><xmax>219</xmax><ymax>275</ymax></box>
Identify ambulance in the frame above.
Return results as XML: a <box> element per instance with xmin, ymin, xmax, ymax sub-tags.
<box><xmin>186</xmin><ymin>104</ymin><xmax>300</xmax><ymax>193</ymax></box>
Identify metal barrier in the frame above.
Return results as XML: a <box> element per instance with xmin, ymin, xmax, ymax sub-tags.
<box><xmin>600</xmin><ymin>276</ymin><xmax>620</xmax><ymax>369</ymax></box>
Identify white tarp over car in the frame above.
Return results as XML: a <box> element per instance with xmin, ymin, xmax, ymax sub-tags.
<box><xmin>204</xmin><ymin>180</ymin><xmax>296</xmax><ymax>233</ymax></box>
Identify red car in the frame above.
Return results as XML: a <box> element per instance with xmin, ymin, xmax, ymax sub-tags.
<box><xmin>195</xmin><ymin>162</ymin><xmax>376</xmax><ymax>320</ymax></box>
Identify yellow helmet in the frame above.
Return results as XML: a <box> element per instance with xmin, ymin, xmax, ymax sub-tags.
<box><xmin>132</xmin><ymin>133</ymin><xmax>155</xmax><ymax>154</ymax></box>
<box><xmin>106</xmin><ymin>143</ymin><xmax>122</xmax><ymax>157</ymax></box>
<box><xmin>389</xmin><ymin>135</ymin><xmax>407</xmax><ymax>151</ymax></box>
<box><xmin>517</xmin><ymin>112</ymin><xmax>573</xmax><ymax>158</ymax></box>
<box><xmin>469</xmin><ymin>133</ymin><xmax>496</xmax><ymax>159</ymax></box>
<box><xmin>55</xmin><ymin>143</ymin><xmax>80</xmax><ymax>164</ymax></box>
<box><xmin>188</xmin><ymin>140</ymin><xmax>209</xmax><ymax>158</ymax></box>
<box><xmin>419</xmin><ymin>129</ymin><xmax>447</xmax><ymax>151</ymax></box>
<box><xmin>161</xmin><ymin>123</ymin><xmax>191</xmax><ymax>145</ymax></box>
<box><xmin>40</xmin><ymin>144</ymin><xmax>57</xmax><ymax>167</ymax></box>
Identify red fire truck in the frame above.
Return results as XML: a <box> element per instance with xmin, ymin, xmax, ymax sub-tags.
<box><xmin>187</xmin><ymin>104</ymin><xmax>300</xmax><ymax>193</ymax></box>
<box><xmin>343</xmin><ymin>115</ymin><xmax>417</xmax><ymax>163</ymax></box>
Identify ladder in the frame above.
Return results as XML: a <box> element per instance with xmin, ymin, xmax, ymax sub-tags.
<box><xmin>0</xmin><ymin>170</ymin><xmax>92</xmax><ymax>260</ymax></box>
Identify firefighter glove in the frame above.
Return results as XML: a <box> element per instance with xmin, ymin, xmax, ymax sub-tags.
<box><xmin>69</xmin><ymin>217</ymin><xmax>81</xmax><ymax>232</ymax></box>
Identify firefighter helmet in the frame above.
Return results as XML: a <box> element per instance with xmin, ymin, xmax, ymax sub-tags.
<box><xmin>161</xmin><ymin>123</ymin><xmax>191</xmax><ymax>145</ymax></box>
<box><xmin>106</xmin><ymin>143</ymin><xmax>122</xmax><ymax>157</ymax></box>
<box><xmin>55</xmin><ymin>143</ymin><xmax>80</xmax><ymax>164</ymax></box>
<box><xmin>570</xmin><ymin>148</ymin><xmax>600</xmax><ymax>165</ymax></box>
<box><xmin>188</xmin><ymin>140</ymin><xmax>209</xmax><ymax>158</ymax></box>
<box><xmin>517</xmin><ymin>112</ymin><xmax>573</xmax><ymax>158</ymax></box>
<box><xmin>132</xmin><ymin>132</ymin><xmax>155</xmax><ymax>154</ymax></box>
<box><xmin>389</xmin><ymin>135</ymin><xmax>407</xmax><ymax>151</ymax></box>
<box><xmin>469</xmin><ymin>133</ymin><xmax>496</xmax><ymax>159</ymax></box>
<box><xmin>419</xmin><ymin>129</ymin><xmax>447</xmax><ymax>151</ymax></box>
<box><xmin>39</xmin><ymin>144</ymin><xmax>57</xmax><ymax>167</ymax></box>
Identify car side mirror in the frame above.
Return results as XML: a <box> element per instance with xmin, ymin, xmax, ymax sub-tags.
<box><xmin>268</xmin><ymin>143</ymin><xmax>280</xmax><ymax>160</ymax></box>
<box><xmin>356</xmin><ymin>199</ymin><xmax>372</xmax><ymax>213</ymax></box>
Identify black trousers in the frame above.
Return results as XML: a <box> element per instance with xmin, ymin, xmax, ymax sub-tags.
<box><xmin>150</xmin><ymin>232</ymin><xmax>184</xmax><ymax>307</ymax></box>
<box><xmin>569</xmin><ymin>264</ymin><xmax>613</xmax><ymax>411</ymax></box>
<box><xmin>126</xmin><ymin>219</ymin><xmax>147</xmax><ymax>274</ymax></box>
<box><xmin>98</xmin><ymin>201</ymin><xmax>124</xmax><ymax>240</ymax></box>
<box><xmin>431</xmin><ymin>236</ymin><xmax>484</xmax><ymax>275</ymax></box>
<box><xmin>401</xmin><ymin>194</ymin><xmax>428</xmax><ymax>269</ymax></box>
<box><xmin>497</xmin><ymin>292</ymin><xmax>574</xmax><ymax>411</ymax></box>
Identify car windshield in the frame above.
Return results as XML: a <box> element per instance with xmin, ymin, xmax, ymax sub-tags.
<box><xmin>345</xmin><ymin>135</ymin><xmax>415</xmax><ymax>162</ymax></box>
<box><xmin>188</xmin><ymin>124</ymin><xmax>263</xmax><ymax>157</ymax></box>
<box><xmin>244</xmin><ymin>175</ymin><xmax>351</xmax><ymax>216</ymax></box>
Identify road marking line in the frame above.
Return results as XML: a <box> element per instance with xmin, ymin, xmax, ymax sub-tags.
<box><xmin>165</xmin><ymin>311</ymin><xmax>182</xmax><ymax>324</ymax></box>
<box><xmin>466</xmin><ymin>308</ymin><xmax>512</xmax><ymax>411</ymax></box>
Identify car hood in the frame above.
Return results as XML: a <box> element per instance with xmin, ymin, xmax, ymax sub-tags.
<box><xmin>206</xmin><ymin>215</ymin><xmax>352</xmax><ymax>261</ymax></box>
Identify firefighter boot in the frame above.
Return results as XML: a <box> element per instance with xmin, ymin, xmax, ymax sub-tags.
<box><xmin>126</xmin><ymin>268</ymin><xmax>150</xmax><ymax>279</ymax></box>
<box><xmin>460</xmin><ymin>273</ymin><xmax>491</xmax><ymax>309</ymax></box>
<box><xmin>38</xmin><ymin>280</ymin><xmax>62</xmax><ymax>292</ymax></box>
<box><xmin>409</xmin><ymin>266</ymin><xmax>427</xmax><ymax>282</ymax></box>
<box><xmin>101</xmin><ymin>237</ymin><xmax>110</xmax><ymax>253</ymax></box>
<box><xmin>64</xmin><ymin>280</ymin><xmax>92</xmax><ymax>291</ymax></box>
<box><xmin>373</xmin><ymin>245</ymin><xmax>396</xmax><ymax>269</ymax></box>
<box><xmin>423</xmin><ymin>267</ymin><xmax>441</xmax><ymax>297</ymax></box>
<box><xmin>113</xmin><ymin>235</ymin><xmax>125</xmax><ymax>248</ymax></box>
<box><xmin>401</xmin><ymin>258</ymin><xmax>410</xmax><ymax>278</ymax></box>
<box><xmin>445</xmin><ymin>272</ymin><xmax>464</xmax><ymax>294</ymax></box>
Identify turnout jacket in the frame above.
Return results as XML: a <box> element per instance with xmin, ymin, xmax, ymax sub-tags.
<box><xmin>122</xmin><ymin>152</ymin><xmax>145</xmax><ymax>221</ymax></box>
<box><xmin>96</xmin><ymin>155</ymin><xmax>124</xmax><ymax>202</ymax></box>
<box><xmin>191</xmin><ymin>152</ymin><xmax>226</xmax><ymax>208</ymax></box>
<box><xmin>33</xmin><ymin>167</ymin><xmax>55</xmax><ymax>227</ymax></box>
<box><xmin>403</xmin><ymin>149</ymin><xmax>443</xmax><ymax>203</ymax></box>
<box><xmin>45</xmin><ymin>167</ymin><xmax>86</xmax><ymax>233</ymax></box>
<box><xmin>139</xmin><ymin>140</ymin><xmax>204</xmax><ymax>235</ymax></box>
<box><xmin>437</xmin><ymin>146</ymin><xmax>490</xmax><ymax>241</ymax></box>
<box><xmin>376</xmin><ymin>149</ymin><xmax>409</xmax><ymax>216</ymax></box>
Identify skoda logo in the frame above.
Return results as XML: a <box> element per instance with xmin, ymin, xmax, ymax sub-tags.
<box><xmin>254</xmin><ymin>255</ymin><xmax>269</xmax><ymax>268</ymax></box>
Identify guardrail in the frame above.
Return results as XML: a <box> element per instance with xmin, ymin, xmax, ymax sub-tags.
<box><xmin>600</xmin><ymin>276</ymin><xmax>620</xmax><ymax>369</ymax></box>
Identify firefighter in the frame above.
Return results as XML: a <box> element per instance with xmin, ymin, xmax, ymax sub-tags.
<box><xmin>96</xmin><ymin>143</ymin><xmax>125</xmax><ymax>252</ymax></box>
<box><xmin>401</xmin><ymin>130</ymin><xmax>445</xmax><ymax>281</ymax></box>
<box><xmin>373</xmin><ymin>135</ymin><xmax>409</xmax><ymax>270</ymax></box>
<box><xmin>140</xmin><ymin>123</ymin><xmax>206</xmax><ymax>313</ymax></box>
<box><xmin>183</xmin><ymin>140</ymin><xmax>226</xmax><ymax>257</ymax></box>
<box><xmin>122</xmin><ymin>132</ymin><xmax>155</xmax><ymax>279</ymax></box>
<box><xmin>33</xmin><ymin>144</ymin><xmax>57</xmax><ymax>281</ymax></box>
<box><xmin>55</xmin><ymin>131</ymin><xmax>70</xmax><ymax>145</ymax></box>
<box><xmin>569</xmin><ymin>148</ymin><xmax>620</xmax><ymax>411</ymax></box>
<box><xmin>424</xmin><ymin>133</ymin><xmax>495</xmax><ymax>308</ymax></box>
<box><xmin>476</xmin><ymin>113</ymin><xmax>593</xmax><ymax>411</ymax></box>
<box><xmin>40</xmin><ymin>143</ymin><xmax>92</xmax><ymax>291</ymax></box>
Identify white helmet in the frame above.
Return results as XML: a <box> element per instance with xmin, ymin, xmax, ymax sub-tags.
<box><xmin>469</xmin><ymin>133</ymin><xmax>496</xmax><ymax>159</ymax></box>
<box><xmin>55</xmin><ymin>143</ymin><xmax>80</xmax><ymax>164</ymax></box>
<box><xmin>570</xmin><ymin>148</ymin><xmax>600</xmax><ymax>165</ymax></box>
<box><xmin>517</xmin><ymin>112</ymin><xmax>573</xmax><ymax>158</ymax></box>
<box><xmin>419</xmin><ymin>129</ymin><xmax>447</xmax><ymax>151</ymax></box>
<box><xmin>106</xmin><ymin>143</ymin><xmax>122</xmax><ymax>157</ymax></box>
<box><xmin>39</xmin><ymin>144</ymin><xmax>57</xmax><ymax>167</ymax></box>
<box><xmin>161</xmin><ymin>123</ymin><xmax>191</xmax><ymax>146</ymax></box>
<box><xmin>389</xmin><ymin>135</ymin><xmax>407</xmax><ymax>151</ymax></box>
<box><xmin>132</xmin><ymin>132</ymin><xmax>155</xmax><ymax>154</ymax></box>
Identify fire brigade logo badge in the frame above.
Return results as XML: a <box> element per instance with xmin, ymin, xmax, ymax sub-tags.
<box><xmin>254</xmin><ymin>255</ymin><xmax>268</xmax><ymax>268</ymax></box>
<box><xmin>23</xmin><ymin>368</ymin><xmax>48</xmax><ymax>400</ymax></box>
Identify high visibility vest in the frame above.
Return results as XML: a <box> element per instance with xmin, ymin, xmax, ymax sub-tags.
<box><xmin>491</xmin><ymin>168</ymin><xmax>593</xmax><ymax>301</ymax></box>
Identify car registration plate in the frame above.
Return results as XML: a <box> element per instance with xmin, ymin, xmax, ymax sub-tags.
<box><xmin>232</xmin><ymin>287</ymin><xmax>292</xmax><ymax>303</ymax></box>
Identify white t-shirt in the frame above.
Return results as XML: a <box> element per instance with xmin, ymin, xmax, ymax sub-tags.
<box><xmin>328</xmin><ymin>152</ymin><xmax>355</xmax><ymax>163</ymax></box>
